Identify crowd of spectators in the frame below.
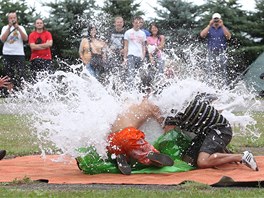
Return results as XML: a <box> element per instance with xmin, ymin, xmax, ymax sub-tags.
<box><xmin>1</xmin><ymin>11</ymin><xmax>262</xmax><ymax>96</ymax></box>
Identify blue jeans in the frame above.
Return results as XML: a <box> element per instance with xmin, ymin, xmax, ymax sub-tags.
<box><xmin>126</xmin><ymin>55</ymin><xmax>143</xmax><ymax>89</ymax></box>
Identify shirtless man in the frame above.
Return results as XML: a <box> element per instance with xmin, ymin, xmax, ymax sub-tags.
<box><xmin>107</xmin><ymin>98</ymin><xmax>174</xmax><ymax>175</ymax></box>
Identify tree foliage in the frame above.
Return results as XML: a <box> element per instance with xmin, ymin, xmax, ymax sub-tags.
<box><xmin>102</xmin><ymin>0</ymin><xmax>143</xmax><ymax>28</ymax></box>
<box><xmin>154</xmin><ymin>0</ymin><xmax>201</xmax><ymax>42</ymax></box>
<box><xmin>43</xmin><ymin>0</ymin><xmax>97</xmax><ymax>64</ymax></box>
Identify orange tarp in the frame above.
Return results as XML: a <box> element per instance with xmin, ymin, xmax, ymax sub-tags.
<box><xmin>0</xmin><ymin>155</ymin><xmax>263</xmax><ymax>185</ymax></box>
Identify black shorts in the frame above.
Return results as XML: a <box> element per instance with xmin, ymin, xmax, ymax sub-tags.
<box><xmin>183</xmin><ymin>126</ymin><xmax>232</xmax><ymax>167</ymax></box>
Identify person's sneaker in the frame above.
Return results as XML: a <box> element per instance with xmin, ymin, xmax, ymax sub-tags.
<box><xmin>0</xmin><ymin>150</ymin><xmax>6</xmax><ymax>160</ymax></box>
<box><xmin>242</xmin><ymin>151</ymin><xmax>259</xmax><ymax>171</ymax></box>
<box><xmin>116</xmin><ymin>154</ymin><xmax>131</xmax><ymax>175</ymax></box>
<box><xmin>147</xmin><ymin>152</ymin><xmax>174</xmax><ymax>167</ymax></box>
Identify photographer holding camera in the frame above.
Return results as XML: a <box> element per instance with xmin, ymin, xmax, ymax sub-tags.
<box><xmin>0</xmin><ymin>11</ymin><xmax>28</xmax><ymax>95</ymax></box>
<box><xmin>200</xmin><ymin>13</ymin><xmax>231</xmax><ymax>88</ymax></box>
<box><xmin>28</xmin><ymin>18</ymin><xmax>53</xmax><ymax>82</ymax></box>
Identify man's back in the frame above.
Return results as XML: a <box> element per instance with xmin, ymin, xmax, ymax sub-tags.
<box><xmin>111</xmin><ymin>99</ymin><xmax>160</xmax><ymax>132</ymax></box>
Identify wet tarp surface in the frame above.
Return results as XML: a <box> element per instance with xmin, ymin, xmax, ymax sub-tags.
<box><xmin>0</xmin><ymin>155</ymin><xmax>263</xmax><ymax>187</ymax></box>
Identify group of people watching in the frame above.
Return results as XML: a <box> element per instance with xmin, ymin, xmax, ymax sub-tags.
<box><xmin>1</xmin><ymin>11</ymin><xmax>232</xmax><ymax>95</ymax></box>
<box><xmin>0</xmin><ymin>11</ymin><xmax>53</xmax><ymax>95</ymax></box>
<box><xmin>79</xmin><ymin>16</ymin><xmax>165</xmax><ymax>91</ymax></box>
<box><xmin>79</xmin><ymin>13</ymin><xmax>232</xmax><ymax>92</ymax></box>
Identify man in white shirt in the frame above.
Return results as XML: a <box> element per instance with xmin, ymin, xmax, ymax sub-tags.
<box><xmin>123</xmin><ymin>16</ymin><xmax>146</xmax><ymax>90</ymax></box>
<box><xmin>0</xmin><ymin>11</ymin><xmax>28</xmax><ymax>93</ymax></box>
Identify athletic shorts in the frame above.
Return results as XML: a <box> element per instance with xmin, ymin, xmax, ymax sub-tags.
<box><xmin>106</xmin><ymin>127</ymin><xmax>158</xmax><ymax>165</ymax></box>
<box><xmin>183</xmin><ymin>126</ymin><xmax>232</xmax><ymax>167</ymax></box>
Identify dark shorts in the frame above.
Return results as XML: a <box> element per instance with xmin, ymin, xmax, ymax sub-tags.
<box><xmin>183</xmin><ymin>126</ymin><xmax>232</xmax><ymax>167</ymax></box>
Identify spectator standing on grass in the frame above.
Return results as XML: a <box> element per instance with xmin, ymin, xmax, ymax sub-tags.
<box><xmin>147</xmin><ymin>22</ymin><xmax>165</xmax><ymax>76</ymax></box>
<box><xmin>79</xmin><ymin>26</ymin><xmax>107</xmax><ymax>83</ymax></box>
<box><xmin>123</xmin><ymin>16</ymin><xmax>147</xmax><ymax>90</ymax></box>
<box><xmin>0</xmin><ymin>11</ymin><xmax>28</xmax><ymax>93</ymax></box>
<box><xmin>200</xmin><ymin>13</ymin><xmax>231</xmax><ymax>87</ymax></box>
<box><xmin>28</xmin><ymin>18</ymin><xmax>53</xmax><ymax>81</ymax></box>
<box><xmin>106</xmin><ymin>16</ymin><xmax>126</xmax><ymax>77</ymax></box>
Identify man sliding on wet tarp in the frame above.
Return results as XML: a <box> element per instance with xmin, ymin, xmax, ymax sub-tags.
<box><xmin>163</xmin><ymin>93</ymin><xmax>259</xmax><ymax>171</ymax></box>
<box><xmin>107</xmin><ymin>98</ymin><xmax>174</xmax><ymax>175</ymax></box>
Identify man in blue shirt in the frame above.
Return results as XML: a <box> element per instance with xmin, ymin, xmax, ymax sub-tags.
<box><xmin>200</xmin><ymin>13</ymin><xmax>231</xmax><ymax>87</ymax></box>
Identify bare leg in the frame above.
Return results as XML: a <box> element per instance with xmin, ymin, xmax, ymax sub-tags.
<box><xmin>197</xmin><ymin>152</ymin><xmax>242</xmax><ymax>168</ymax></box>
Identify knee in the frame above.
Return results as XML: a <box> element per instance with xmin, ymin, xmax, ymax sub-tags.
<box><xmin>197</xmin><ymin>159</ymin><xmax>209</xmax><ymax>169</ymax></box>
<box><xmin>197</xmin><ymin>152</ymin><xmax>216</xmax><ymax>168</ymax></box>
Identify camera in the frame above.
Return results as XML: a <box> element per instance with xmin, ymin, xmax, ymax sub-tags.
<box><xmin>213</xmin><ymin>19</ymin><xmax>219</xmax><ymax>23</ymax></box>
<box><xmin>12</xmin><ymin>21</ymin><xmax>16</xmax><ymax>25</ymax></box>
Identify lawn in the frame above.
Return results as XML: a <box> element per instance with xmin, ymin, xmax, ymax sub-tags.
<box><xmin>0</xmin><ymin>112</ymin><xmax>263</xmax><ymax>196</ymax></box>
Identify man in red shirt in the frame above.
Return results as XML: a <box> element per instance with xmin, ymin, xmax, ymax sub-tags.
<box><xmin>29</xmin><ymin>18</ymin><xmax>53</xmax><ymax>81</ymax></box>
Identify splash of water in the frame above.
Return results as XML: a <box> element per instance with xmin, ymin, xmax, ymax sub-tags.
<box><xmin>3</xmin><ymin>62</ymin><xmax>259</xmax><ymax>160</ymax></box>
<box><xmin>2</xmin><ymin>21</ymin><xmax>261</xmax><ymax>160</ymax></box>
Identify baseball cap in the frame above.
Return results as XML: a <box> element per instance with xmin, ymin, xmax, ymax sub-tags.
<box><xmin>212</xmin><ymin>13</ymin><xmax>221</xmax><ymax>19</ymax></box>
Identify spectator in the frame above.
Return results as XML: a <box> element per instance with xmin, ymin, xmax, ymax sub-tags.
<box><xmin>106</xmin><ymin>16</ymin><xmax>126</xmax><ymax>76</ymax></box>
<box><xmin>139</xmin><ymin>16</ymin><xmax>151</xmax><ymax>37</ymax></box>
<box><xmin>0</xmin><ymin>11</ymin><xmax>28</xmax><ymax>92</ymax></box>
<box><xmin>123</xmin><ymin>16</ymin><xmax>147</xmax><ymax>90</ymax></box>
<box><xmin>79</xmin><ymin>26</ymin><xmax>107</xmax><ymax>83</ymax></box>
<box><xmin>147</xmin><ymin>22</ymin><xmax>165</xmax><ymax>76</ymax></box>
<box><xmin>28</xmin><ymin>18</ymin><xmax>53</xmax><ymax>81</ymax></box>
<box><xmin>200</xmin><ymin>13</ymin><xmax>231</xmax><ymax>87</ymax></box>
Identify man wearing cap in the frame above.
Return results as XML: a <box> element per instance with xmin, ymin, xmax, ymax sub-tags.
<box><xmin>200</xmin><ymin>13</ymin><xmax>231</xmax><ymax>87</ymax></box>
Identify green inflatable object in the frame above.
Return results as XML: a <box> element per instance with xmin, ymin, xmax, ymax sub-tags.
<box><xmin>76</xmin><ymin>129</ymin><xmax>194</xmax><ymax>174</ymax></box>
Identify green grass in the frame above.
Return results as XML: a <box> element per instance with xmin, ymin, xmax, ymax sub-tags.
<box><xmin>0</xmin><ymin>114</ymin><xmax>40</xmax><ymax>156</ymax></box>
<box><xmin>231</xmin><ymin>112</ymin><xmax>264</xmax><ymax>151</ymax></box>
<box><xmin>1</xmin><ymin>183</ymin><xmax>264</xmax><ymax>197</ymax></box>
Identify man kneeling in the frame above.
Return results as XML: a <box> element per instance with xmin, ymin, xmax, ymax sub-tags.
<box><xmin>163</xmin><ymin>94</ymin><xmax>259</xmax><ymax>171</ymax></box>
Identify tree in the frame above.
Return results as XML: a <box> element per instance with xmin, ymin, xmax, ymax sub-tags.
<box><xmin>153</xmin><ymin>0</ymin><xmax>202</xmax><ymax>70</ymax></box>
<box><xmin>44</xmin><ymin>0</ymin><xmax>97</xmax><ymax>67</ymax></box>
<box><xmin>154</xmin><ymin>0</ymin><xmax>201</xmax><ymax>41</ymax></box>
<box><xmin>102</xmin><ymin>0</ymin><xmax>143</xmax><ymax>28</ymax></box>
<box><xmin>242</xmin><ymin>0</ymin><xmax>264</xmax><ymax>64</ymax></box>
